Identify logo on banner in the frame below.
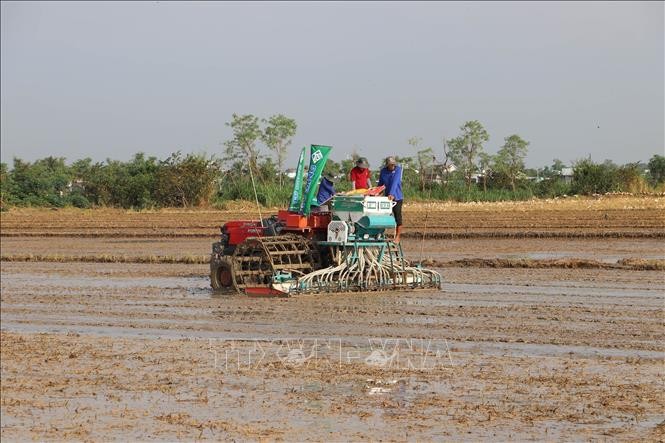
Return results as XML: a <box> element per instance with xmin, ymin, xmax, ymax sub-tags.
<box><xmin>311</xmin><ymin>149</ymin><xmax>323</xmax><ymax>164</ymax></box>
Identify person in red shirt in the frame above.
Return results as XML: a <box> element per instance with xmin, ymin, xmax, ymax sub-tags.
<box><xmin>349</xmin><ymin>157</ymin><xmax>372</xmax><ymax>190</ymax></box>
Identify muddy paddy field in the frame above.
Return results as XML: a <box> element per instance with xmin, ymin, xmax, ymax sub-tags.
<box><xmin>1</xmin><ymin>197</ymin><xmax>664</xmax><ymax>441</ymax></box>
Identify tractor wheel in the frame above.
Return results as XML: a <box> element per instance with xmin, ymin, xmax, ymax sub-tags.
<box><xmin>210</xmin><ymin>258</ymin><xmax>235</xmax><ymax>291</ymax></box>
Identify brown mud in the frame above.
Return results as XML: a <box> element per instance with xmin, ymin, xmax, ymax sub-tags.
<box><xmin>2</xmin><ymin>253</ymin><xmax>663</xmax><ymax>272</ymax></box>
<box><xmin>1</xmin><ymin>201</ymin><xmax>664</xmax><ymax>441</ymax></box>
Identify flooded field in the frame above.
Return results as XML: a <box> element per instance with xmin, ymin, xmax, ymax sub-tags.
<box><xmin>1</xmin><ymin>200</ymin><xmax>664</xmax><ymax>440</ymax></box>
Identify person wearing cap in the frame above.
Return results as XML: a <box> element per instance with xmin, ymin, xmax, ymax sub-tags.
<box><xmin>378</xmin><ymin>156</ymin><xmax>404</xmax><ymax>243</ymax></box>
<box><xmin>349</xmin><ymin>157</ymin><xmax>372</xmax><ymax>190</ymax></box>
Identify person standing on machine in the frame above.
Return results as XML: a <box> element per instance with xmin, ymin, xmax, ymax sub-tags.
<box><xmin>349</xmin><ymin>157</ymin><xmax>372</xmax><ymax>190</ymax></box>
<box><xmin>377</xmin><ymin>156</ymin><xmax>403</xmax><ymax>243</ymax></box>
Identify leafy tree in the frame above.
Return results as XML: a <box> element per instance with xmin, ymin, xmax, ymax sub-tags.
<box><xmin>647</xmin><ymin>154</ymin><xmax>665</xmax><ymax>186</ymax></box>
<box><xmin>70</xmin><ymin>158</ymin><xmax>93</xmax><ymax>180</ymax></box>
<box><xmin>323</xmin><ymin>159</ymin><xmax>343</xmax><ymax>180</ymax></box>
<box><xmin>66</xmin><ymin>157</ymin><xmax>95</xmax><ymax>207</ymax></box>
<box><xmin>224</xmin><ymin>113</ymin><xmax>262</xmax><ymax>177</ymax></box>
<box><xmin>262</xmin><ymin>114</ymin><xmax>297</xmax><ymax>186</ymax></box>
<box><xmin>478</xmin><ymin>152</ymin><xmax>494</xmax><ymax>193</ymax></box>
<box><xmin>77</xmin><ymin>160</ymin><xmax>116</xmax><ymax>206</ymax></box>
<box><xmin>447</xmin><ymin>120</ymin><xmax>490</xmax><ymax>190</ymax></box>
<box><xmin>72</xmin><ymin>153</ymin><xmax>159</xmax><ymax>209</ymax></box>
<box><xmin>0</xmin><ymin>162</ymin><xmax>16</xmax><ymax>207</ymax></box>
<box><xmin>495</xmin><ymin>134</ymin><xmax>529</xmax><ymax>191</ymax></box>
<box><xmin>9</xmin><ymin>156</ymin><xmax>71</xmax><ymax>206</ymax></box>
<box><xmin>116</xmin><ymin>153</ymin><xmax>159</xmax><ymax>208</ymax></box>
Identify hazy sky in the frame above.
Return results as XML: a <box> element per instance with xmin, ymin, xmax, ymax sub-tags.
<box><xmin>1</xmin><ymin>1</ymin><xmax>663</xmax><ymax>168</ymax></box>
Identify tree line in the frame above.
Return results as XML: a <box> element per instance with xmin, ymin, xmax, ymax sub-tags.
<box><xmin>1</xmin><ymin>115</ymin><xmax>663</xmax><ymax>210</ymax></box>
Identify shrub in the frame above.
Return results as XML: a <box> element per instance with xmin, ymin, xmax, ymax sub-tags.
<box><xmin>67</xmin><ymin>193</ymin><xmax>91</xmax><ymax>209</ymax></box>
<box><xmin>571</xmin><ymin>159</ymin><xmax>620</xmax><ymax>195</ymax></box>
<box><xmin>534</xmin><ymin>178</ymin><xmax>571</xmax><ymax>198</ymax></box>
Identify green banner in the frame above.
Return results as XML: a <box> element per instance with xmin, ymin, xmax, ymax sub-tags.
<box><xmin>301</xmin><ymin>144</ymin><xmax>332</xmax><ymax>215</ymax></box>
<box><xmin>288</xmin><ymin>147</ymin><xmax>307</xmax><ymax>212</ymax></box>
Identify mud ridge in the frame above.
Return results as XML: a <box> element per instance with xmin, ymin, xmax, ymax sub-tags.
<box><xmin>404</xmin><ymin>231</ymin><xmax>665</xmax><ymax>239</ymax></box>
<box><xmin>3</xmin><ymin>230</ymin><xmax>664</xmax><ymax>239</ymax></box>
<box><xmin>420</xmin><ymin>257</ymin><xmax>665</xmax><ymax>271</ymax></box>
<box><xmin>0</xmin><ymin>232</ymin><xmax>214</xmax><ymax>238</ymax></box>
<box><xmin>2</xmin><ymin>253</ymin><xmax>663</xmax><ymax>270</ymax></box>
<box><xmin>0</xmin><ymin>253</ymin><xmax>209</xmax><ymax>264</ymax></box>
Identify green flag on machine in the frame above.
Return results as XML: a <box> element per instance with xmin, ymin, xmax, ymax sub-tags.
<box><xmin>288</xmin><ymin>146</ymin><xmax>307</xmax><ymax>212</ymax></box>
<box><xmin>301</xmin><ymin>144</ymin><xmax>332</xmax><ymax>215</ymax></box>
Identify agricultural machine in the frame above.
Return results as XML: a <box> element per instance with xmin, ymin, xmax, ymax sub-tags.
<box><xmin>210</xmin><ymin>145</ymin><xmax>441</xmax><ymax>296</ymax></box>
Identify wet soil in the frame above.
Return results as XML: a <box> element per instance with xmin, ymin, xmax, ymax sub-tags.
<box><xmin>3</xmin><ymin>237</ymin><xmax>664</xmax><ymax>265</ymax></box>
<box><xmin>1</xmin><ymin>204</ymin><xmax>664</xmax><ymax>441</ymax></box>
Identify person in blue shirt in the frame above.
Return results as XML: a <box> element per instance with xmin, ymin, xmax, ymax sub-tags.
<box><xmin>377</xmin><ymin>156</ymin><xmax>404</xmax><ymax>243</ymax></box>
<box><xmin>316</xmin><ymin>172</ymin><xmax>336</xmax><ymax>206</ymax></box>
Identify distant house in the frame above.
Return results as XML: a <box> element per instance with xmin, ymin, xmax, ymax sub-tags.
<box><xmin>421</xmin><ymin>162</ymin><xmax>457</xmax><ymax>184</ymax></box>
<box><xmin>560</xmin><ymin>167</ymin><xmax>574</xmax><ymax>184</ymax></box>
<box><xmin>471</xmin><ymin>170</ymin><xmax>495</xmax><ymax>186</ymax></box>
<box><xmin>62</xmin><ymin>179</ymin><xmax>85</xmax><ymax>197</ymax></box>
<box><xmin>68</xmin><ymin>179</ymin><xmax>85</xmax><ymax>191</ymax></box>
<box><xmin>284</xmin><ymin>168</ymin><xmax>297</xmax><ymax>179</ymax></box>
